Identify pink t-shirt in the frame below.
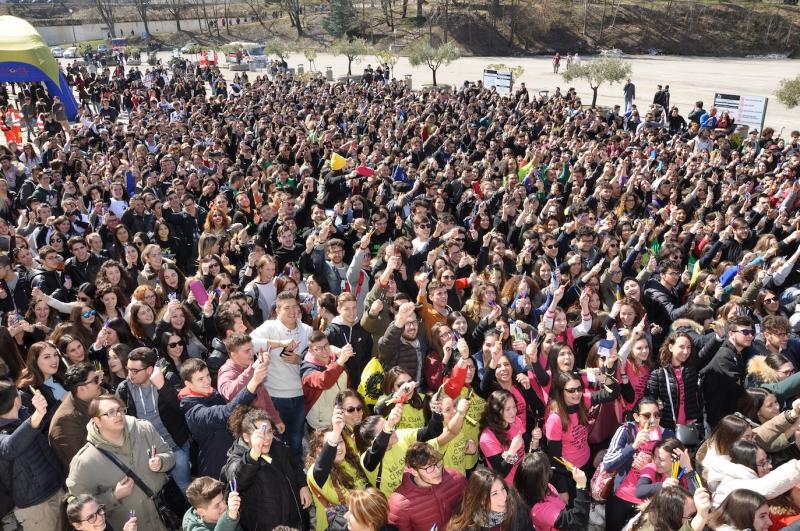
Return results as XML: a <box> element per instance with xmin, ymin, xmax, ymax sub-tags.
<box><xmin>673</xmin><ymin>367</ymin><xmax>687</xmax><ymax>425</ymax></box>
<box><xmin>615</xmin><ymin>431</ymin><xmax>662</xmax><ymax>504</ymax></box>
<box><xmin>531</xmin><ymin>484</ymin><xmax>566</xmax><ymax>531</ymax></box>
<box><xmin>479</xmin><ymin>385</ymin><xmax>527</xmax><ymax>482</ymax></box>
<box><xmin>625</xmin><ymin>361</ymin><xmax>650</xmax><ymax>408</ymax></box>
<box><xmin>544</xmin><ymin>410</ymin><xmax>590</xmax><ymax>468</ymax></box>
<box><xmin>479</xmin><ymin>421</ymin><xmax>524</xmax><ymax>483</ymax></box>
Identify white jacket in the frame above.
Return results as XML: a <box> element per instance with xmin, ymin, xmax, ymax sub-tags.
<box><xmin>700</xmin><ymin>445</ymin><xmax>730</xmax><ymax>493</ymax></box>
<box><xmin>709</xmin><ymin>458</ymin><xmax>800</xmax><ymax>506</ymax></box>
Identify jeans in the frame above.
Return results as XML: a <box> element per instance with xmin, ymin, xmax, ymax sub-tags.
<box><xmin>171</xmin><ymin>441</ymin><xmax>192</xmax><ymax>493</ymax></box>
<box><xmin>272</xmin><ymin>395</ymin><xmax>306</xmax><ymax>466</ymax></box>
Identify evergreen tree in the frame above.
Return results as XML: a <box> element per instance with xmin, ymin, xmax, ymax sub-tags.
<box><xmin>323</xmin><ymin>0</ymin><xmax>359</xmax><ymax>38</ymax></box>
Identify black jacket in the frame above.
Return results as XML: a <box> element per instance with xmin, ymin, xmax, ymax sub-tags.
<box><xmin>220</xmin><ymin>439</ymin><xmax>306</xmax><ymax>531</ymax></box>
<box><xmin>645</xmin><ymin>365</ymin><xmax>702</xmax><ymax>430</ymax></box>
<box><xmin>63</xmin><ymin>252</ymin><xmax>104</xmax><ymax>287</ymax></box>
<box><xmin>0</xmin><ymin>408</ymin><xmax>64</xmax><ymax>509</ymax></box>
<box><xmin>116</xmin><ymin>379</ymin><xmax>190</xmax><ymax>447</ymax></box>
<box><xmin>207</xmin><ymin>337</ymin><xmax>228</xmax><ymax>387</ymax></box>
<box><xmin>700</xmin><ymin>339</ymin><xmax>752</xmax><ymax>427</ymax></box>
<box><xmin>325</xmin><ymin>318</ymin><xmax>373</xmax><ymax>384</ymax></box>
<box><xmin>642</xmin><ymin>277</ymin><xmax>692</xmax><ymax>334</ymax></box>
<box><xmin>0</xmin><ymin>274</ymin><xmax>31</xmax><ymax>319</ymax></box>
<box><xmin>29</xmin><ymin>268</ymin><xmax>69</xmax><ymax>301</ymax></box>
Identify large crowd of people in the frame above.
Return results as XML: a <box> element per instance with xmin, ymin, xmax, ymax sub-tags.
<box><xmin>0</xmin><ymin>50</ymin><xmax>798</xmax><ymax>531</ymax></box>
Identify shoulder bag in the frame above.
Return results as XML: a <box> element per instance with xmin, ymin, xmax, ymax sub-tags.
<box><xmin>90</xmin><ymin>443</ymin><xmax>188</xmax><ymax>531</ymax></box>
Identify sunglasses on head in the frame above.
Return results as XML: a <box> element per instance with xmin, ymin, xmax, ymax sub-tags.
<box><xmin>168</xmin><ymin>339</ymin><xmax>185</xmax><ymax>348</ymax></box>
<box><xmin>81</xmin><ymin>309</ymin><xmax>97</xmax><ymax>318</ymax></box>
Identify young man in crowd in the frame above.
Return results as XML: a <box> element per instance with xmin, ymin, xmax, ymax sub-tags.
<box><xmin>179</xmin><ymin>358</ymin><xmax>267</xmax><ymax>478</ymax></box>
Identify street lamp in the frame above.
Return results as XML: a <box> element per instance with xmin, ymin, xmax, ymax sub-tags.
<box><xmin>68</xmin><ymin>9</ymin><xmax>77</xmax><ymax>45</ymax></box>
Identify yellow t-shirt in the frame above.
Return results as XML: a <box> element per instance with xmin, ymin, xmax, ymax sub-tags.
<box><xmin>461</xmin><ymin>388</ymin><xmax>486</xmax><ymax>470</ymax></box>
<box><xmin>429</xmin><ymin>430</ymin><xmax>466</xmax><ymax>476</ymax></box>
<box><xmin>307</xmin><ymin>457</ymin><xmax>368</xmax><ymax>531</ymax></box>
<box><xmin>361</xmin><ymin>428</ymin><xmax>418</xmax><ymax>496</ymax></box>
<box><xmin>376</xmin><ymin>396</ymin><xmax>425</xmax><ymax>430</ymax></box>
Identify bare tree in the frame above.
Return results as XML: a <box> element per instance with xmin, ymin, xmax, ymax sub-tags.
<box><xmin>94</xmin><ymin>0</ymin><xmax>117</xmax><ymax>38</ymax></box>
<box><xmin>133</xmin><ymin>0</ymin><xmax>152</xmax><ymax>36</ymax></box>
<box><xmin>381</xmin><ymin>0</ymin><xmax>395</xmax><ymax>31</ymax></box>
<box><xmin>133</xmin><ymin>0</ymin><xmax>150</xmax><ymax>35</ymax></box>
<box><xmin>284</xmin><ymin>0</ymin><xmax>303</xmax><ymax>36</ymax></box>
<box><xmin>166</xmin><ymin>0</ymin><xmax>183</xmax><ymax>32</ymax></box>
<box><xmin>416</xmin><ymin>0</ymin><xmax>422</xmax><ymax>18</ymax></box>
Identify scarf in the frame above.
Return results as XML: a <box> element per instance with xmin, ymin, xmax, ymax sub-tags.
<box><xmin>488</xmin><ymin>511</ymin><xmax>505</xmax><ymax>526</ymax></box>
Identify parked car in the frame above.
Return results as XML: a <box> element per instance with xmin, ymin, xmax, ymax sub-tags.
<box><xmin>51</xmin><ymin>46</ymin><xmax>64</xmax><ymax>58</ymax></box>
<box><xmin>97</xmin><ymin>44</ymin><xmax>110</xmax><ymax>55</ymax></box>
<box><xmin>180</xmin><ymin>42</ymin><xmax>198</xmax><ymax>54</ymax></box>
<box><xmin>63</xmin><ymin>47</ymin><xmax>78</xmax><ymax>59</ymax></box>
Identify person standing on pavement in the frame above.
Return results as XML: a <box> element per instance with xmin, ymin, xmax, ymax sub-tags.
<box><xmin>623</xmin><ymin>79</ymin><xmax>636</xmax><ymax>112</ymax></box>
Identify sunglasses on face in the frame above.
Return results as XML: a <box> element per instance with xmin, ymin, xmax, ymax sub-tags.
<box><xmin>735</xmin><ymin>329</ymin><xmax>754</xmax><ymax>336</ymax></box>
<box><xmin>639</xmin><ymin>411</ymin><xmax>662</xmax><ymax>419</ymax></box>
<box><xmin>564</xmin><ymin>386</ymin><xmax>584</xmax><ymax>394</ymax></box>
<box><xmin>344</xmin><ymin>405</ymin><xmax>364</xmax><ymax>413</ymax></box>
<box><xmin>82</xmin><ymin>309</ymin><xmax>97</xmax><ymax>318</ymax></box>
<box><xmin>168</xmin><ymin>339</ymin><xmax>185</xmax><ymax>348</ymax></box>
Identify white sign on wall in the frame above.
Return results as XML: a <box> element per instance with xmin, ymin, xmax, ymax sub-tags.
<box><xmin>483</xmin><ymin>69</ymin><xmax>513</xmax><ymax>95</ymax></box>
<box><xmin>713</xmin><ymin>93</ymin><xmax>768</xmax><ymax>130</ymax></box>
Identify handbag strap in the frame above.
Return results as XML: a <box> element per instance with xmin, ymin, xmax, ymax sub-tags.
<box><xmin>663</xmin><ymin>368</ymin><xmax>676</xmax><ymax>420</ymax></box>
<box><xmin>90</xmin><ymin>443</ymin><xmax>156</xmax><ymax>499</ymax></box>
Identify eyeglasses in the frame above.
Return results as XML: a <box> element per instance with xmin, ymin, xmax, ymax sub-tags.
<box><xmin>79</xmin><ymin>375</ymin><xmax>101</xmax><ymax>387</ymax></box>
<box><xmin>345</xmin><ymin>405</ymin><xmax>364</xmax><ymax>413</ymax></box>
<box><xmin>81</xmin><ymin>309</ymin><xmax>97</xmax><ymax>319</ymax></box>
<box><xmin>564</xmin><ymin>386</ymin><xmax>584</xmax><ymax>394</ymax></box>
<box><xmin>757</xmin><ymin>457</ymin><xmax>772</xmax><ymax>469</ymax></box>
<box><xmin>79</xmin><ymin>505</ymin><xmax>106</xmax><ymax>524</ymax></box>
<box><xmin>735</xmin><ymin>329</ymin><xmax>754</xmax><ymax>336</ymax></box>
<box><xmin>97</xmin><ymin>407</ymin><xmax>127</xmax><ymax>419</ymax></box>
<box><xmin>168</xmin><ymin>340</ymin><xmax>185</xmax><ymax>348</ymax></box>
<box><xmin>310</xmin><ymin>344</ymin><xmax>331</xmax><ymax>352</ymax></box>
<box><xmin>418</xmin><ymin>461</ymin><xmax>443</xmax><ymax>473</ymax></box>
<box><xmin>127</xmin><ymin>366</ymin><xmax>150</xmax><ymax>375</ymax></box>
<box><xmin>639</xmin><ymin>411</ymin><xmax>662</xmax><ymax>419</ymax></box>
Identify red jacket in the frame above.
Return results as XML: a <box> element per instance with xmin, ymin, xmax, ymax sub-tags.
<box><xmin>299</xmin><ymin>359</ymin><xmax>348</xmax><ymax>412</ymax></box>
<box><xmin>388</xmin><ymin>468</ymin><xmax>466</xmax><ymax>531</ymax></box>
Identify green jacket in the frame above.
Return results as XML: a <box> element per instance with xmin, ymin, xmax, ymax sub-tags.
<box><xmin>182</xmin><ymin>508</ymin><xmax>243</xmax><ymax>531</ymax></box>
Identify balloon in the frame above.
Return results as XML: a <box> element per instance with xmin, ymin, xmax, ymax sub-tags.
<box><xmin>331</xmin><ymin>153</ymin><xmax>346</xmax><ymax>171</ymax></box>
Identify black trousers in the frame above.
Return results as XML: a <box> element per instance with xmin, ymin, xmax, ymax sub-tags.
<box><xmin>605</xmin><ymin>492</ymin><xmax>638</xmax><ymax>531</ymax></box>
